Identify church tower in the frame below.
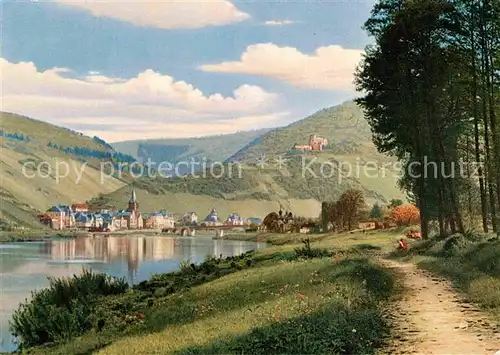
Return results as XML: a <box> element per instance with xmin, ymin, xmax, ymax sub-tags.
<box><xmin>127</xmin><ymin>188</ymin><xmax>139</xmax><ymax>212</ymax></box>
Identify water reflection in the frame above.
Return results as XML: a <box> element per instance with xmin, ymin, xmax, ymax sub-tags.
<box><xmin>0</xmin><ymin>235</ymin><xmax>264</xmax><ymax>352</ymax></box>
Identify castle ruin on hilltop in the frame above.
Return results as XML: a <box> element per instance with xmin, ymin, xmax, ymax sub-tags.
<box><xmin>293</xmin><ymin>134</ymin><xmax>328</xmax><ymax>151</ymax></box>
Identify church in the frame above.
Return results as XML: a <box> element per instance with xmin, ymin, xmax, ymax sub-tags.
<box><xmin>114</xmin><ymin>188</ymin><xmax>143</xmax><ymax>230</ymax></box>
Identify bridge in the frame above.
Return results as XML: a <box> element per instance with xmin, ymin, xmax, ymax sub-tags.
<box><xmin>162</xmin><ymin>224</ymin><xmax>253</xmax><ymax>236</ymax></box>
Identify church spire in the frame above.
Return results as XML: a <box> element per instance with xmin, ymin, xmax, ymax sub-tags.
<box><xmin>128</xmin><ymin>186</ymin><xmax>138</xmax><ymax>212</ymax></box>
<box><xmin>129</xmin><ymin>187</ymin><xmax>137</xmax><ymax>203</ymax></box>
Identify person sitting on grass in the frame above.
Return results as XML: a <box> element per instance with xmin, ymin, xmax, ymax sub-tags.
<box><xmin>398</xmin><ymin>238</ymin><xmax>408</xmax><ymax>251</ymax></box>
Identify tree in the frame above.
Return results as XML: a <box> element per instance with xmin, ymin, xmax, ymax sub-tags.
<box><xmin>388</xmin><ymin>199</ymin><xmax>403</xmax><ymax>209</ymax></box>
<box><xmin>370</xmin><ymin>203</ymin><xmax>383</xmax><ymax>219</ymax></box>
<box><xmin>338</xmin><ymin>189</ymin><xmax>365</xmax><ymax>231</ymax></box>
<box><xmin>391</xmin><ymin>204</ymin><xmax>420</xmax><ymax>226</ymax></box>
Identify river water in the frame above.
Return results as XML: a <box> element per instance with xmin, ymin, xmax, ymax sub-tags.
<box><xmin>0</xmin><ymin>234</ymin><xmax>265</xmax><ymax>352</ymax></box>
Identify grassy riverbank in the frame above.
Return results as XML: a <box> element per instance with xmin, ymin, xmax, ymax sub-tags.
<box><xmin>11</xmin><ymin>229</ymin><xmax>500</xmax><ymax>354</ymax></box>
<box><xmin>0</xmin><ymin>229</ymin><xmax>166</xmax><ymax>243</ymax></box>
<box><xmin>0</xmin><ymin>230</ymin><xmax>89</xmax><ymax>243</ymax></box>
<box><xmin>14</xmin><ymin>233</ymin><xmax>400</xmax><ymax>355</ymax></box>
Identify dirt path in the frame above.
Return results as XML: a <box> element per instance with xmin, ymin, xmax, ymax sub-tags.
<box><xmin>380</xmin><ymin>259</ymin><xmax>500</xmax><ymax>355</ymax></box>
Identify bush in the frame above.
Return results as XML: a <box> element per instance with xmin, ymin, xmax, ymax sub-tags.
<box><xmin>440</xmin><ymin>234</ymin><xmax>474</xmax><ymax>257</ymax></box>
<box><xmin>294</xmin><ymin>238</ymin><xmax>331</xmax><ymax>259</ymax></box>
<box><xmin>10</xmin><ymin>269</ymin><xmax>128</xmax><ymax>348</ymax></box>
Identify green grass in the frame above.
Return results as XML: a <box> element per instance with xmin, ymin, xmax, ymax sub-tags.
<box><xmin>18</xmin><ymin>235</ymin><xmax>398</xmax><ymax>355</ymax></box>
<box><xmin>230</xmin><ymin>101</ymin><xmax>380</xmax><ymax>163</ymax></box>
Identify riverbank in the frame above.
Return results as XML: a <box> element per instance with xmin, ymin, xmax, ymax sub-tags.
<box><xmin>0</xmin><ymin>230</ymin><xmax>89</xmax><ymax>243</ymax></box>
<box><xmin>12</xmin><ymin>232</ymin><xmax>399</xmax><ymax>355</ymax></box>
<box><xmin>8</xmin><ymin>230</ymin><xmax>500</xmax><ymax>354</ymax></box>
<box><xmin>0</xmin><ymin>228</ymin><xmax>168</xmax><ymax>243</ymax></box>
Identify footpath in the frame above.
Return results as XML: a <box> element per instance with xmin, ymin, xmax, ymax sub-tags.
<box><xmin>380</xmin><ymin>259</ymin><xmax>500</xmax><ymax>354</ymax></box>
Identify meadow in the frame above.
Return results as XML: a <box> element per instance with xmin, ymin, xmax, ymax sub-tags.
<box><xmin>9</xmin><ymin>228</ymin><xmax>500</xmax><ymax>354</ymax></box>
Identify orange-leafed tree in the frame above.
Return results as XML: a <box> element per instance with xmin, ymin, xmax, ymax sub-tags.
<box><xmin>391</xmin><ymin>204</ymin><xmax>420</xmax><ymax>226</ymax></box>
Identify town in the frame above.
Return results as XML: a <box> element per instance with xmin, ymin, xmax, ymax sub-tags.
<box><xmin>38</xmin><ymin>188</ymin><xmax>262</xmax><ymax>232</ymax></box>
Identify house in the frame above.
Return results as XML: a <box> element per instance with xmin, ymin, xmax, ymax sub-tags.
<box><xmin>92</xmin><ymin>213</ymin><xmax>104</xmax><ymax>228</ymax></box>
<box><xmin>144</xmin><ymin>212</ymin><xmax>175</xmax><ymax>229</ymax></box>
<box><xmin>203</xmin><ymin>208</ymin><xmax>222</xmax><ymax>226</ymax></box>
<box><xmin>113</xmin><ymin>211</ymin><xmax>129</xmax><ymax>230</ymax></box>
<box><xmin>45</xmin><ymin>206</ymin><xmax>66</xmax><ymax>230</ymax></box>
<box><xmin>71</xmin><ymin>203</ymin><xmax>89</xmax><ymax>213</ymax></box>
<box><xmin>226</xmin><ymin>213</ymin><xmax>244</xmax><ymax>226</ymax></box>
<box><xmin>38</xmin><ymin>213</ymin><xmax>55</xmax><ymax>229</ymax></box>
<box><xmin>358</xmin><ymin>221</ymin><xmax>376</xmax><ymax>230</ymax></box>
<box><xmin>74</xmin><ymin>212</ymin><xmax>93</xmax><ymax>229</ymax></box>
<box><xmin>180</xmin><ymin>212</ymin><xmax>198</xmax><ymax>225</ymax></box>
<box><xmin>246</xmin><ymin>217</ymin><xmax>262</xmax><ymax>225</ymax></box>
<box><xmin>74</xmin><ymin>212</ymin><xmax>104</xmax><ymax>230</ymax></box>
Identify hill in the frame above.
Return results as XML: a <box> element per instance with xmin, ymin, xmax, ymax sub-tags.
<box><xmin>90</xmin><ymin>101</ymin><xmax>404</xmax><ymax>219</ymax></box>
<box><xmin>0</xmin><ymin>112</ymin><xmax>131</xmax><ymax>228</ymax></box>
<box><xmin>229</xmin><ymin>101</ymin><xmax>380</xmax><ymax>162</ymax></box>
<box><xmin>112</xmin><ymin>129</ymin><xmax>271</xmax><ymax>169</ymax></box>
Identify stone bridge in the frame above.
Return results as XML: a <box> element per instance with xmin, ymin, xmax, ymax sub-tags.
<box><xmin>162</xmin><ymin>224</ymin><xmax>251</xmax><ymax>237</ymax></box>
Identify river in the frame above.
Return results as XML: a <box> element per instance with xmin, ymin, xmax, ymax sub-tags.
<box><xmin>0</xmin><ymin>234</ymin><xmax>265</xmax><ymax>352</ymax></box>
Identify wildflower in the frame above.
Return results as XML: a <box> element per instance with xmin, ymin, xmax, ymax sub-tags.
<box><xmin>352</xmin><ymin>328</ymin><xmax>357</xmax><ymax>333</ymax></box>
<box><xmin>297</xmin><ymin>293</ymin><xmax>306</xmax><ymax>300</ymax></box>
<box><xmin>137</xmin><ymin>313</ymin><xmax>145</xmax><ymax>319</ymax></box>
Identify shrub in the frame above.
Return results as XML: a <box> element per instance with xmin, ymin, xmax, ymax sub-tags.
<box><xmin>294</xmin><ymin>238</ymin><xmax>331</xmax><ymax>259</ymax></box>
<box><xmin>10</xmin><ymin>269</ymin><xmax>128</xmax><ymax>348</ymax></box>
<box><xmin>440</xmin><ymin>234</ymin><xmax>474</xmax><ymax>257</ymax></box>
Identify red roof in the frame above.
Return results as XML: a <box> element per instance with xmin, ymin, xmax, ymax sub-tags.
<box><xmin>72</xmin><ymin>203</ymin><xmax>88</xmax><ymax>209</ymax></box>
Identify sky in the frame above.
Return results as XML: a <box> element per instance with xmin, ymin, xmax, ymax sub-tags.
<box><xmin>1</xmin><ymin>0</ymin><xmax>376</xmax><ymax>142</ymax></box>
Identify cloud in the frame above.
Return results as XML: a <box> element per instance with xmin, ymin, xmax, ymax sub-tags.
<box><xmin>264</xmin><ymin>20</ymin><xmax>296</xmax><ymax>26</ymax></box>
<box><xmin>54</xmin><ymin>0</ymin><xmax>250</xmax><ymax>30</ymax></box>
<box><xmin>200</xmin><ymin>43</ymin><xmax>364</xmax><ymax>91</ymax></box>
<box><xmin>0</xmin><ymin>58</ymin><xmax>285</xmax><ymax>141</ymax></box>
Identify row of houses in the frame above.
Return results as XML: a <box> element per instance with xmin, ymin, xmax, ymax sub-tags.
<box><xmin>39</xmin><ymin>190</ymin><xmax>175</xmax><ymax>231</ymax></box>
<box><xmin>39</xmin><ymin>191</ymin><xmax>262</xmax><ymax>231</ymax></box>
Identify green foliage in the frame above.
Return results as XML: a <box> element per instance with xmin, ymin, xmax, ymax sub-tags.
<box><xmin>10</xmin><ymin>269</ymin><xmax>128</xmax><ymax>348</ymax></box>
<box><xmin>388</xmin><ymin>199</ymin><xmax>403</xmax><ymax>208</ymax></box>
<box><xmin>369</xmin><ymin>203</ymin><xmax>383</xmax><ymax>219</ymax></box>
<box><xmin>294</xmin><ymin>238</ymin><xmax>332</xmax><ymax>259</ymax></box>
<box><xmin>178</xmin><ymin>258</ymin><xmax>394</xmax><ymax>355</ymax></box>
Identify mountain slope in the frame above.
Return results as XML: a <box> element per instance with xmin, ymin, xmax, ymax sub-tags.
<box><xmin>112</xmin><ymin>128</ymin><xmax>271</xmax><ymax>164</ymax></box>
<box><xmin>0</xmin><ymin>112</ymin><xmax>128</xmax><ymax>228</ymax></box>
<box><xmin>229</xmin><ymin>101</ymin><xmax>379</xmax><ymax>162</ymax></box>
<box><xmin>90</xmin><ymin>102</ymin><xmax>404</xmax><ymax>219</ymax></box>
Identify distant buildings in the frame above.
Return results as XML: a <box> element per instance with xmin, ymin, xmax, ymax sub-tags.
<box><xmin>246</xmin><ymin>217</ymin><xmax>262</xmax><ymax>225</ymax></box>
<box><xmin>293</xmin><ymin>134</ymin><xmax>329</xmax><ymax>151</ymax></box>
<box><xmin>203</xmin><ymin>208</ymin><xmax>223</xmax><ymax>226</ymax></box>
<box><xmin>41</xmin><ymin>188</ymin><xmax>174</xmax><ymax>231</ymax></box>
<box><xmin>71</xmin><ymin>203</ymin><xmax>89</xmax><ymax>213</ymax></box>
<box><xmin>113</xmin><ymin>189</ymin><xmax>144</xmax><ymax>229</ymax></box>
<box><xmin>180</xmin><ymin>212</ymin><xmax>198</xmax><ymax>225</ymax></box>
<box><xmin>226</xmin><ymin>212</ymin><xmax>245</xmax><ymax>226</ymax></box>
<box><xmin>144</xmin><ymin>212</ymin><xmax>175</xmax><ymax>229</ymax></box>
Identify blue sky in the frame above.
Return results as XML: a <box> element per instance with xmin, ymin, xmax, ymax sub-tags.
<box><xmin>2</xmin><ymin>0</ymin><xmax>376</xmax><ymax>142</ymax></box>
